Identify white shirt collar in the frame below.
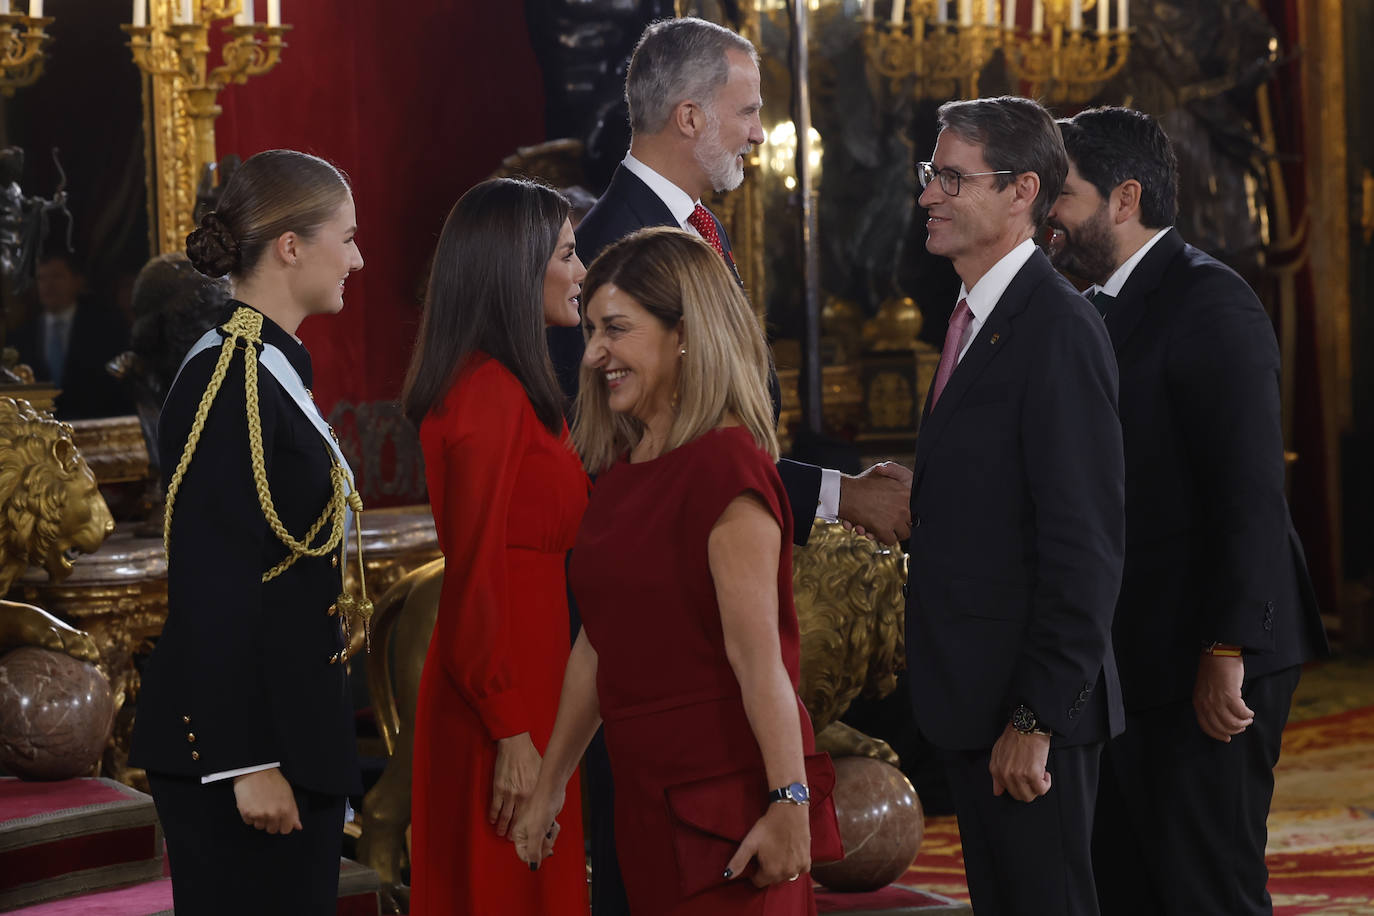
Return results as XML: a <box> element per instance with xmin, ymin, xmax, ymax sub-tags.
<box><xmin>1094</xmin><ymin>227</ymin><xmax>1171</xmax><ymax>298</ymax></box>
<box><xmin>622</xmin><ymin>153</ymin><xmax>698</xmax><ymax>229</ymax></box>
<box><xmin>957</xmin><ymin>238</ymin><xmax>1038</xmax><ymax>325</ymax></box>
<box><xmin>44</xmin><ymin>305</ymin><xmax>77</xmax><ymax>325</ymax></box>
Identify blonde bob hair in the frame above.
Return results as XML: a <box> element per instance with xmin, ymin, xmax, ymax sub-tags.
<box><xmin>573</xmin><ymin>227</ymin><xmax>779</xmax><ymax>474</ymax></box>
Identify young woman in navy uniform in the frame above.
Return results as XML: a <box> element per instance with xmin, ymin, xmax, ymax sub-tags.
<box><xmin>130</xmin><ymin>149</ymin><xmax>367</xmax><ymax>915</ymax></box>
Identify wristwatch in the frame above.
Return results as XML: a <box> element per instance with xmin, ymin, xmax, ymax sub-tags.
<box><xmin>767</xmin><ymin>781</ymin><xmax>810</xmax><ymax>805</ymax></box>
<box><xmin>1011</xmin><ymin>704</ymin><xmax>1053</xmax><ymax>737</ymax></box>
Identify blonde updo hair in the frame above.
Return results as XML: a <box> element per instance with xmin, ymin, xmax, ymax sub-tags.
<box><xmin>185</xmin><ymin>149</ymin><xmax>351</xmax><ymax>278</ymax></box>
<box><xmin>572</xmin><ymin>227</ymin><xmax>779</xmax><ymax>474</ymax></box>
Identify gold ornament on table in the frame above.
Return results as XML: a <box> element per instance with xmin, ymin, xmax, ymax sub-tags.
<box><xmin>123</xmin><ymin>0</ymin><xmax>290</xmax><ymax>255</ymax></box>
<box><xmin>0</xmin><ymin>1</ymin><xmax>52</xmax><ymax>96</ymax></box>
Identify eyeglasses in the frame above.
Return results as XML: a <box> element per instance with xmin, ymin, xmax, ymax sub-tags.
<box><xmin>917</xmin><ymin>161</ymin><xmax>1015</xmax><ymax>196</ymax></box>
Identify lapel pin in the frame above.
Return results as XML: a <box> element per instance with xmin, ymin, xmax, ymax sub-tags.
<box><xmin>989</xmin><ymin>333</ymin><xmax>1000</xmax><ymax>344</ymax></box>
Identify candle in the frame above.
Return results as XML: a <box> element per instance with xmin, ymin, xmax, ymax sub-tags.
<box><xmin>1098</xmin><ymin>0</ymin><xmax>1108</xmax><ymax>30</ymax></box>
<box><xmin>936</xmin><ymin>0</ymin><xmax>946</xmax><ymax>23</ymax></box>
<box><xmin>1031</xmin><ymin>0</ymin><xmax>1043</xmax><ymax>32</ymax></box>
<box><xmin>890</xmin><ymin>0</ymin><xmax>904</xmax><ymax>25</ymax></box>
<box><xmin>235</xmin><ymin>0</ymin><xmax>252</xmax><ymax>24</ymax></box>
<box><xmin>132</xmin><ymin>0</ymin><xmax>145</xmax><ymax>27</ymax></box>
<box><xmin>267</xmin><ymin>0</ymin><xmax>280</xmax><ymax>25</ymax></box>
<box><xmin>0</xmin><ymin>2</ymin><xmax>11</xmax><ymax>15</ymax></box>
<box><xmin>1004</xmin><ymin>0</ymin><xmax>1017</xmax><ymax>29</ymax></box>
<box><xmin>29</xmin><ymin>0</ymin><xmax>40</xmax><ymax>15</ymax></box>
<box><xmin>177</xmin><ymin>0</ymin><xmax>192</xmax><ymax>24</ymax></box>
<box><xmin>985</xmin><ymin>0</ymin><xmax>996</xmax><ymax>25</ymax></box>
<box><xmin>1118</xmin><ymin>0</ymin><xmax>1127</xmax><ymax>29</ymax></box>
<box><xmin>1069</xmin><ymin>0</ymin><xmax>1081</xmax><ymax>29</ymax></box>
<box><xmin>861</xmin><ymin>0</ymin><xmax>874</xmax><ymax>21</ymax></box>
<box><xmin>959</xmin><ymin>0</ymin><xmax>972</xmax><ymax>26</ymax></box>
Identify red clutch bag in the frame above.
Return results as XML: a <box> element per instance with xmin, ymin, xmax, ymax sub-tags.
<box><xmin>662</xmin><ymin>752</ymin><xmax>844</xmax><ymax>898</ymax></box>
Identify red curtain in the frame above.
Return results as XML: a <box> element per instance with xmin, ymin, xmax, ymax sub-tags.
<box><xmin>214</xmin><ymin>1</ymin><xmax>546</xmax><ymax>504</ymax></box>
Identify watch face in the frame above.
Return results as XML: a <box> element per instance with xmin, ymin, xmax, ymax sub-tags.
<box><xmin>789</xmin><ymin>782</ymin><xmax>809</xmax><ymax>804</ymax></box>
<box><xmin>1012</xmin><ymin>705</ymin><xmax>1037</xmax><ymax>733</ymax></box>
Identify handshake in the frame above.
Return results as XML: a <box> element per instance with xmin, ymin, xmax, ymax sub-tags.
<box><xmin>837</xmin><ymin>461</ymin><xmax>914</xmax><ymax>546</ymax></box>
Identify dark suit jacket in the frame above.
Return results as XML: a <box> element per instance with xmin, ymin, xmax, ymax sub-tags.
<box><xmin>12</xmin><ymin>302</ymin><xmax>133</xmax><ymax>419</ymax></box>
<box><xmin>129</xmin><ymin>305</ymin><xmax>361</xmax><ymax>797</ymax></box>
<box><xmin>1104</xmin><ymin>228</ymin><xmax>1327</xmax><ymax>711</ymax></box>
<box><xmin>553</xmin><ymin>163</ymin><xmax>823</xmax><ymax>546</ymax></box>
<box><xmin>906</xmin><ymin>249</ymin><xmax>1126</xmax><ymax>750</ymax></box>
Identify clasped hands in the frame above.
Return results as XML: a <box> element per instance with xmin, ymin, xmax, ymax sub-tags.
<box><xmin>514</xmin><ymin>790</ymin><xmax>811</xmax><ymax>889</ymax></box>
<box><xmin>838</xmin><ymin>462</ymin><xmax>913</xmax><ymax>545</ymax></box>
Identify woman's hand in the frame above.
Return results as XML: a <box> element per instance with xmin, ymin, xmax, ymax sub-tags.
<box><xmin>512</xmin><ymin>785</ymin><xmax>567</xmax><ymax>870</ymax></box>
<box><xmin>233</xmin><ymin>767</ymin><xmax>302</xmax><ymax>835</ymax></box>
<box><xmin>490</xmin><ymin>731</ymin><xmax>541</xmax><ymax>838</ymax></box>
<box><xmin>724</xmin><ymin>802</ymin><xmax>811</xmax><ymax>887</ymax></box>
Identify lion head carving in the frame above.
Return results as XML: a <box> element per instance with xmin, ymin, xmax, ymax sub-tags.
<box><xmin>0</xmin><ymin>397</ymin><xmax>113</xmax><ymax>593</ymax></box>
<box><xmin>794</xmin><ymin>520</ymin><xmax>907</xmax><ymax>732</ymax></box>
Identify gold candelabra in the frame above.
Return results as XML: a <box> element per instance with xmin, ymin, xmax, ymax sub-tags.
<box><xmin>1002</xmin><ymin>0</ymin><xmax>1129</xmax><ymax>103</ymax></box>
<box><xmin>123</xmin><ymin>0</ymin><xmax>290</xmax><ymax>254</ymax></box>
<box><xmin>0</xmin><ymin>6</ymin><xmax>53</xmax><ymax>96</ymax></box>
<box><xmin>860</xmin><ymin>0</ymin><xmax>1130</xmax><ymax>105</ymax></box>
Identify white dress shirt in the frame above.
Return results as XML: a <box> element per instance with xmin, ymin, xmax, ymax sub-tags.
<box><xmin>1088</xmin><ymin>227</ymin><xmax>1171</xmax><ymax>300</ymax></box>
<box><xmin>619</xmin><ymin>153</ymin><xmax>844</xmax><ymax>519</ymax></box>
<box><xmin>954</xmin><ymin>238</ymin><xmax>1038</xmax><ymax>364</ymax></box>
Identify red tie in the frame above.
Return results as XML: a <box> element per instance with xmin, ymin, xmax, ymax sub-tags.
<box><xmin>687</xmin><ymin>203</ymin><xmax>725</xmax><ymax>257</ymax></box>
<box><xmin>930</xmin><ymin>298</ymin><xmax>973</xmax><ymax>410</ymax></box>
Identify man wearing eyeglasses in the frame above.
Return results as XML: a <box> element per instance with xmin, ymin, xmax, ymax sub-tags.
<box><xmin>904</xmin><ymin>96</ymin><xmax>1125</xmax><ymax>916</ymax></box>
<box><xmin>1048</xmin><ymin>107</ymin><xmax>1327</xmax><ymax>916</ymax></box>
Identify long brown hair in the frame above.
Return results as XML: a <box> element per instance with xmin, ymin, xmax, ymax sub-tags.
<box><xmin>400</xmin><ymin>178</ymin><xmax>570</xmax><ymax>434</ymax></box>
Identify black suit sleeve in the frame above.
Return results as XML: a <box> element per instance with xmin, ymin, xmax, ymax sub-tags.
<box><xmin>1167</xmin><ymin>273</ymin><xmax>1289</xmax><ymax>653</ymax></box>
<box><xmin>1010</xmin><ymin>309</ymin><xmax>1125</xmax><ymax>738</ymax></box>
<box><xmin>158</xmin><ymin>349</ymin><xmax>281</xmax><ymax>770</ymax></box>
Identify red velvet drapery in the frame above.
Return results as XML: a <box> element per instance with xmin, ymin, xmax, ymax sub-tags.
<box><xmin>214</xmin><ymin>2</ymin><xmax>546</xmax><ymax>504</ymax></box>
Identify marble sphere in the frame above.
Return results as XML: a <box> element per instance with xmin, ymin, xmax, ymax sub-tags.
<box><xmin>812</xmin><ymin>755</ymin><xmax>925</xmax><ymax>892</ymax></box>
<box><xmin>0</xmin><ymin>647</ymin><xmax>114</xmax><ymax>780</ymax></box>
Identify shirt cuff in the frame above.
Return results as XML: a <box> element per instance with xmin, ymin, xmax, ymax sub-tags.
<box><xmin>201</xmin><ymin>762</ymin><xmax>281</xmax><ymax>785</ymax></box>
<box><xmin>816</xmin><ymin>469</ymin><xmax>842</xmax><ymax>521</ymax></box>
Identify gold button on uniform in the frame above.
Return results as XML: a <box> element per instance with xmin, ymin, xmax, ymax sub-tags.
<box><xmin>182</xmin><ymin>715</ymin><xmax>191</xmax><ymax>724</ymax></box>
<box><xmin>331</xmin><ymin>555</ymin><xmax>339</xmax><ymax>569</ymax></box>
<box><xmin>191</xmin><ymin>751</ymin><xmax>200</xmax><ymax>761</ymax></box>
<box><xmin>187</xmin><ymin>733</ymin><xmax>196</xmax><ymax>743</ymax></box>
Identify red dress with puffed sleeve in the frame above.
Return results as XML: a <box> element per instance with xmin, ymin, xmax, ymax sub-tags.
<box><xmin>410</xmin><ymin>354</ymin><xmax>589</xmax><ymax>915</ymax></box>
<box><xmin>570</xmin><ymin>426</ymin><xmax>819</xmax><ymax>915</ymax></box>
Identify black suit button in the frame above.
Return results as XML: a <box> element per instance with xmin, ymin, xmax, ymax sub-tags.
<box><xmin>1078</xmin><ymin>690</ymin><xmax>1091</xmax><ymax>701</ymax></box>
<box><xmin>912</xmin><ymin>515</ymin><xmax>920</xmax><ymax>528</ymax></box>
<box><xmin>1067</xmin><ymin>707</ymin><xmax>1080</xmax><ymax>720</ymax></box>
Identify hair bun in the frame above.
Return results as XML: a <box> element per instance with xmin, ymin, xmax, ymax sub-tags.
<box><xmin>185</xmin><ymin>211</ymin><xmax>241</xmax><ymax>277</ymax></box>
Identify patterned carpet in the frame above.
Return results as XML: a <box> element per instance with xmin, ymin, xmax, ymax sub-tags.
<box><xmin>897</xmin><ymin>656</ymin><xmax>1374</xmax><ymax>913</ymax></box>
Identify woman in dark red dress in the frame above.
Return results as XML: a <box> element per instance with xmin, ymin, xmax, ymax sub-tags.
<box><xmin>514</xmin><ymin>227</ymin><xmax>840</xmax><ymax>914</ymax></box>
<box><xmin>400</xmin><ymin>178</ymin><xmax>589</xmax><ymax>915</ymax></box>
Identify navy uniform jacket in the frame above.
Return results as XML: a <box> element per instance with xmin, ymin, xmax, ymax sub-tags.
<box><xmin>1104</xmin><ymin>228</ymin><xmax>1327</xmax><ymax>710</ymax></box>
<box><xmin>552</xmin><ymin>163</ymin><xmax>823</xmax><ymax>546</ymax></box>
<box><xmin>906</xmin><ymin>250</ymin><xmax>1126</xmax><ymax>750</ymax></box>
<box><xmin>130</xmin><ymin>305</ymin><xmax>361</xmax><ymax>797</ymax></box>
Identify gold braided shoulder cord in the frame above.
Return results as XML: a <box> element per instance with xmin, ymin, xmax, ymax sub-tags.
<box><xmin>163</xmin><ymin>306</ymin><xmax>373</xmax><ymax>652</ymax></box>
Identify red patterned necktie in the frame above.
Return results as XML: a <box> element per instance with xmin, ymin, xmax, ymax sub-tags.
<box><xmin>687</xmin><ymin>203</ymin><xmax>725</xmax><ymax>258</ymax></box>
<box><xmin>930</xmin><ymin>298</ymin><xmax>973</xmax><ymax>410</ymax></box>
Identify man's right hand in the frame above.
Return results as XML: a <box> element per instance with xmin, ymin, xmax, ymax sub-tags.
<box><xmin>233</xmin><ymin>767</ymin><xmax>302</xmax><ymax>835</ymax></box>
<box><xmin>837</xmin><ymin>462</ymin><xmax>913</xmax><ymax>545</ymax></box>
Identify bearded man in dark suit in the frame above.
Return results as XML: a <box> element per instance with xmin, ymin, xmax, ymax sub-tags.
<box><xmin>1048</xmin><ymin>106</ymin><xmax>1328</xmax><ymax>916</ymax></box>
<box><xmin>906</xmin><ymin>96</ymin><xmax>1125</xmax><ymax>916</ymax></box>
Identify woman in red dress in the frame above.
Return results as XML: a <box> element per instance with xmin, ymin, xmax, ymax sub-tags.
<box><xmin>514</xmin><ymin>227</ymin><xmax>840</xmax><ymax>914</ymax></box>
<box><xmin>400</xmin><ymin>178</ymin><xmax>589</xmax><ymax>915</ymax></box>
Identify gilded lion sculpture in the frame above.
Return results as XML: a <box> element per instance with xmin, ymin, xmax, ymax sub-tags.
<box><xmin>357</xmin><ymin>520</ymin><xmax>907</xmax><ymax>908</ymax></box>
<box><xmin>0</xmin><ymin>396</ymin><xmax>112</xmax><ymax>662</ymax></box>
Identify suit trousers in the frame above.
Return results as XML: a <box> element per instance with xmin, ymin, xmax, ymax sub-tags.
<box><xmin>148</xmin><ymin>771</ymin><xmax>345</xmax><ymax>915</ymax></box>
<box><xmin>942</xmin><ymin>741</ymin><xmax>1103</xmax><ymax>916</ymax></box>
<box><xmin>1092</xmin><ymin>664</ymin><xmax>1301</xmax><ymax>916</ymax></box>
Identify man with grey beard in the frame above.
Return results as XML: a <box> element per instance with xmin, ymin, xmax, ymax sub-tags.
<box><xmin>1047</xmin><ymin>106</ymin><xmax>1327</xmax><ymax>915</ymax></box>
<box><xmin>549</xmin><ymin>16</ymin><xmax>913</xmax><ymax>916</ymax></box>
